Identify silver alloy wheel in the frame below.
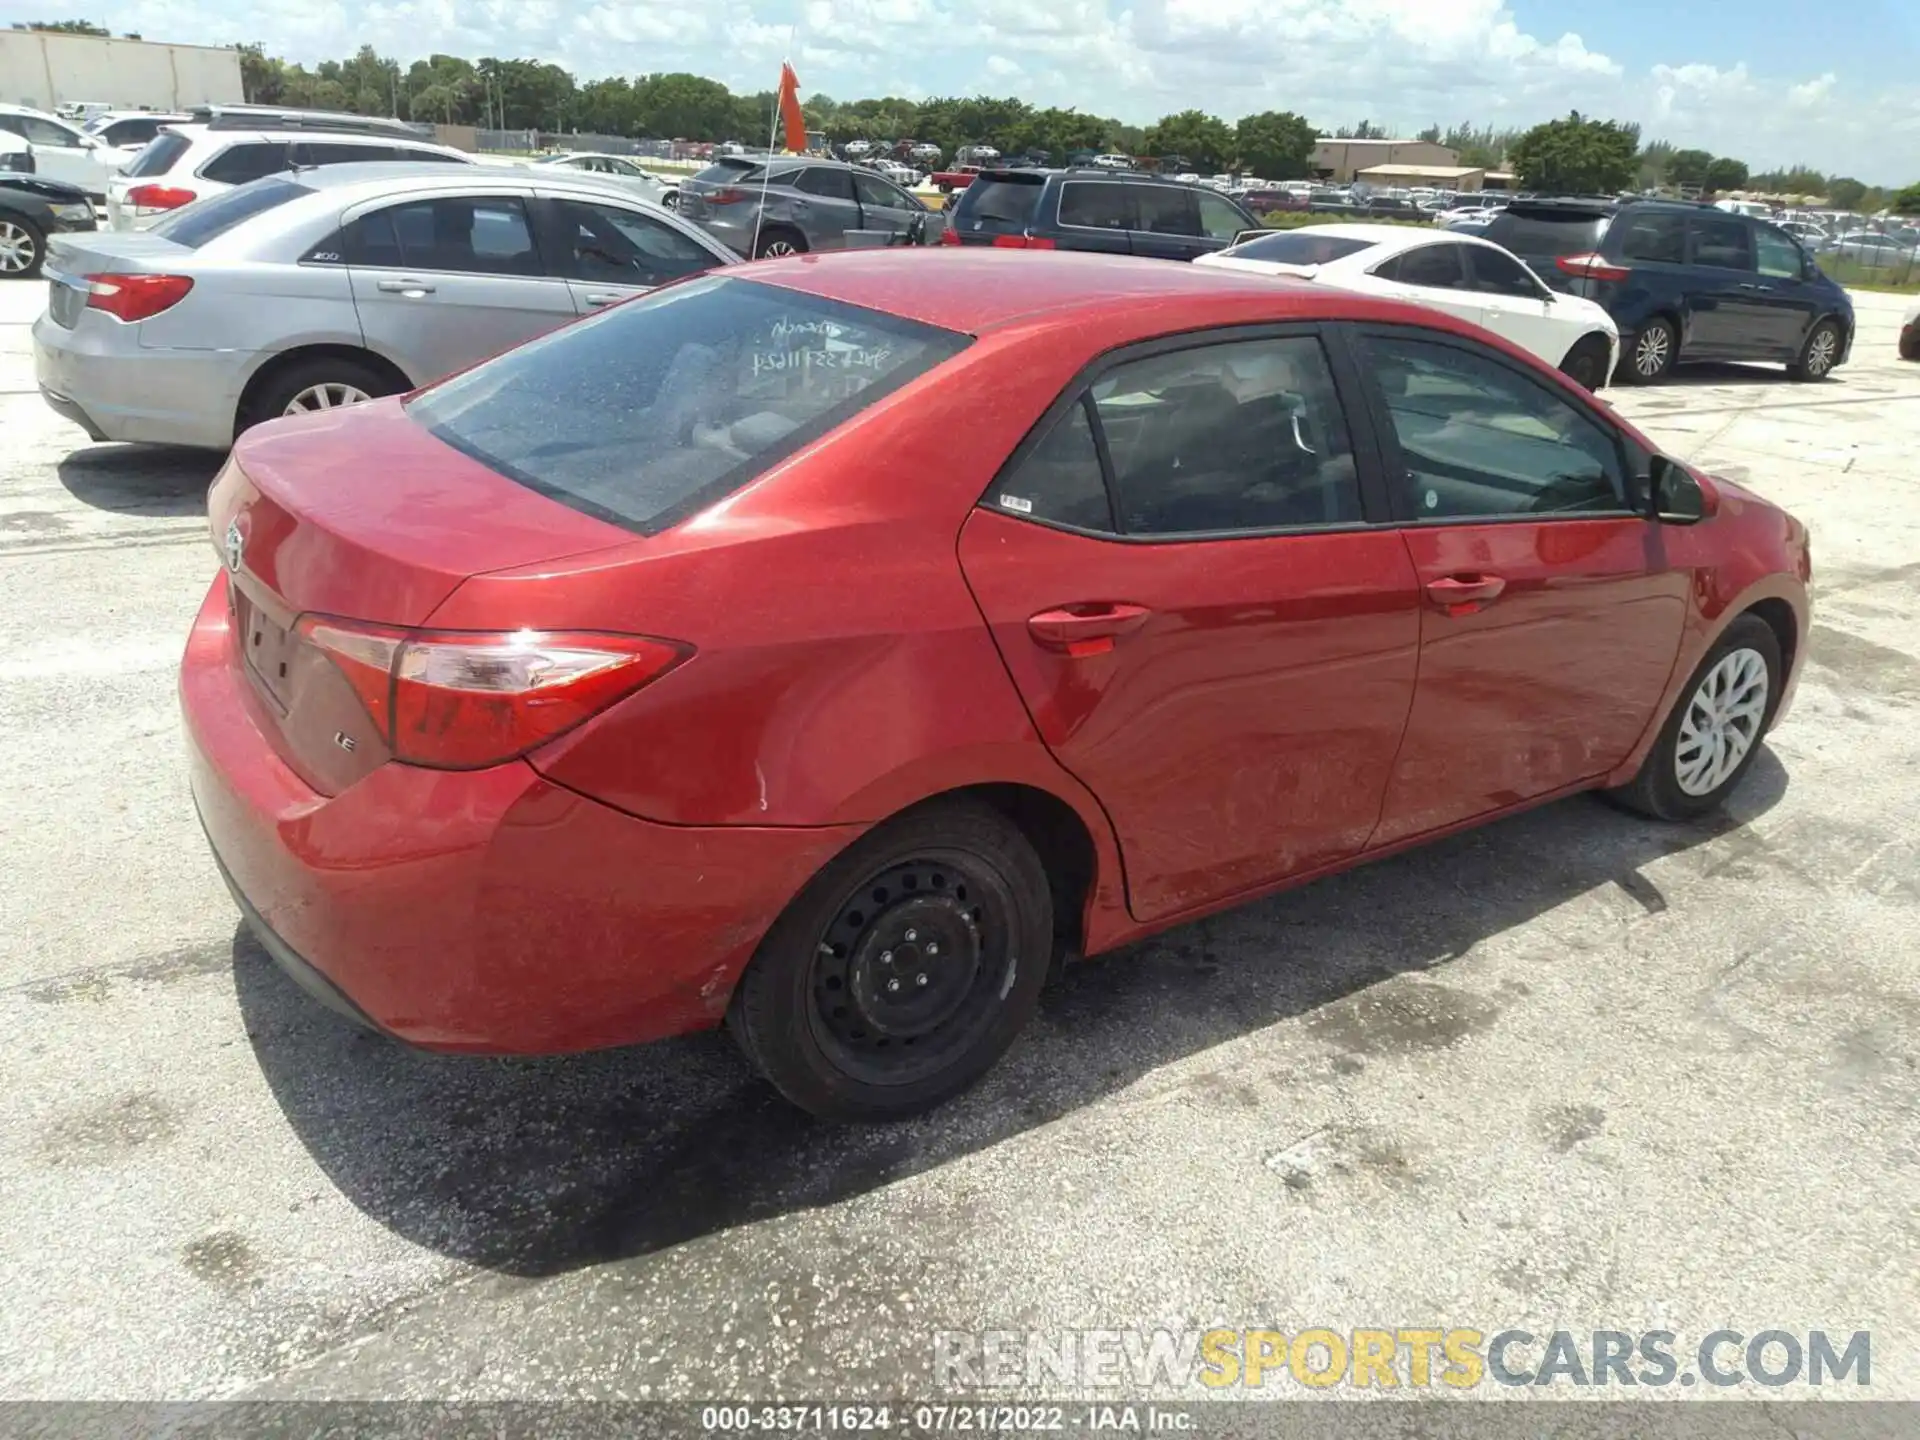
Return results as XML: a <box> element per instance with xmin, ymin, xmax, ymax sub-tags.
<box><xmin>0</xmin><ymin>221</ymin><xmax>37</xmax><ymax>274</ymax></box>
<box><xmin>1674</xmin><ymin>646</ymin><xmax>1769</xmax><ymax>797</ymax></box>
<box><xmin>1634</xmin><ymin>325</ymin><xmax>1671</xmax><ymax>377</ymax></box>
<box><xmin>760</xmin><ymin>238</ymin><xmax>799</xmax><ymax>257</ymax></box>
<box><xmin>283</xmin><ymin>382</ymin><xmax>372</xmax><ymax>414</ymax></box>
<box><xmin>1804</xmin><ymin>325</ymin><xmax>1839</xmax><ymax>377</ymax></box>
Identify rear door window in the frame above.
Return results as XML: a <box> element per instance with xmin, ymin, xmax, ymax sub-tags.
<box><xmin>1132</xmin><ymin>185</ymin><xmax>1200</xmax><ymax>236</ymax></box>
<box><xmin>406</xmin><ymin>276</ymin><xmax>970</xmax><ymax>534</ymax></box>
<box><xmin>1616</xmin><ymin>211</ymin><xmax>1687</xmax><ymax>263</ymax></box>
<box><xmin>794</xmin><ymin>166</ymin><xmax>856</xmax><ymax>201</ymax></box>
<box><xmin>1058</xmin><ymin>180</ymin><xmax>1132</xmax><ymax>230</ymax></box>
<box><xmin>1379</xmin><ymin>244</ymin><xmax>1469</xmax><ymax>289</ymax></box>
<box><xmin>345</xmin><ymin>197</ymin><xmax>543</xmax><ymax>276</ymax></box>
<box><xmin>989</xmin><ymin>400</ymin><xmax>1113</xmax><ymax>532</ymax></box>
<box><xmin>199</xmin><ymin>141</ymin><xmax>291</xmax><ymax>185</ymax></box>
<box><xmin>1089</xmin><ymin>335</ymin><xmax>1362</xmax><ymax>534</ymax></box>
<box><xmin>292</xmin><ymin>141</ymin><xmax>393</xmax><ymax>167</ymax></box>
<box><xmin>1689</xmin><ymin>216</ymin><xmax>1754</xmax><ymax>271</ymax></box>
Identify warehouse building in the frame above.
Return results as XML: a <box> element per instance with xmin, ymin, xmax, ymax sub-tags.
<box><xmin>1312</xmin><ymin>137</ymin><xmax>1459</xmax><ymax>182</ymax></box>
<box><xmin>0</xmin><ymin>30</ymin><xmax>242</xmax><ymax>113</ymax></box>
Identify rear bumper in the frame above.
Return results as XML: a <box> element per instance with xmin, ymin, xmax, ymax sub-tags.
<box><xmin>181</xmin><ymin>573</ymin><xmax>862</xmax><ymax>1053</ymax></box>
<box><xmin>33</xmin><ymin>305</ymin><xmax>245</xmax><ymax>448</ymax></box>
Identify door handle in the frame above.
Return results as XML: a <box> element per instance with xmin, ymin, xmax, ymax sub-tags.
<box><xmin>583</xmin><ymin>292</ymin><xmax>624</xmax><ymax>306</ymax></box>
<box><xmin>375</xmin><ymin>278</ymin><xmax>436</xmax><ymax>295</ymax></box>
<box><xmin>1737</xmin><ymin>282</ymin><xmax>1772</xmax><ymax>292</ymax></box>
<box><xmin>1027</xmin><ymin>602</ymin><xmax>1152</xmax><ymax>657</ymax></box>
<box><xmin>1425</xmin><ymin>574</ymin><xmax>1506</xmax><ymax>616</ymax></box>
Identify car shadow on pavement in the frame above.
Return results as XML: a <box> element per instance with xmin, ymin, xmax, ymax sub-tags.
<box><xmin>57</xmin><ymin>445</ymin><xmax>221</xmax><ymax>517</ymax></box>
<box><xmin>1643</xmin><ymin>363</ymin><xmax>1797</xmax><ymax>388</ymax></box>
<box><xmin>235</xmin><ymin>751</ymin><xmax>1786</xmax><ymax>1280</ymax></box>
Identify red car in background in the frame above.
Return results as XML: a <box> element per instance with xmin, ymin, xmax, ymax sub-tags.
<box><xmin>182</xmin><ymin>251</ymin><xmax>1810</xmax><ymax>1121</ymax></box>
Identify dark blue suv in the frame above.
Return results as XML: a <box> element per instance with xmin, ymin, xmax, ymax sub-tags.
<box><xmin>1475</xmin><ymin>199</ymin><xmax>1853</xmax><ymax>383</ymax></box>
<box><xmin>942</xmin><ymin>168</ymin><xmax>1257</xmax><ymax>261</ymax></box>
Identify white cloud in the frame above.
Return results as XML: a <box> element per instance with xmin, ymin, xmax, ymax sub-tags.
<box><xmin>66</xmin><ymin>0</ymin><xmax>1920</xmax><ymax>181</ymax></box>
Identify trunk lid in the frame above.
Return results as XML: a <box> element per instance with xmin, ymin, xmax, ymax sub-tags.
<box><xmin>210</xmin><ymin>400</ymin><xmax>639</xmax><ymax>795</ymax></box>
<box><xmin>213</xmin><ymin>398</ymin><xmax>635</xmax><ymax>630</ymax></box>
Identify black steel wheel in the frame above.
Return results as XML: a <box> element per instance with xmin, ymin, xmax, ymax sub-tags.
<box><xmin>731</xmin><ymin>799</ymin><xmax>1053</xmax><ymax>1120</ymax></box>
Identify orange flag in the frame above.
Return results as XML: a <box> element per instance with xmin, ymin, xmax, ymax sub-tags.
<box><xmin>778</xmin><ymin>62</ymin><xmax>806</xmax><ymax>153</ymax></box>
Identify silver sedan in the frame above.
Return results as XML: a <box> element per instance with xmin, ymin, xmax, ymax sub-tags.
<box><xmin>33</xmin><ymin>162</ymin><xmax>738</xmax><ymax>449</ymax></box>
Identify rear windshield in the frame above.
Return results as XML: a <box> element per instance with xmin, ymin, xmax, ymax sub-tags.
<box><xmin>692</xmin><ymin>159</ymin><xmax>763</xmax><ymax>184</ymax></box>
<box><xmin>1483</xmin><ymin>208</ymin><xmax>1611</xmax><ymax>258</ymax></box>
<box><xmin>1224</xmin><ymin>231</ymin><xmax>1376</xmax><ymax>265</ymax></box>
<box><xmin>406</xmin><ymin>276</ymin><xmax>971</xmax><ymax>534</ymax></box>
<box><xmin>958</xmin><ymin>176</ymin><xmax>1043</xmax><ymax>231</ymax></box>
<box><xmin>149</xmin><ymin>176</ymin><xmax>314</xmax><ymax>248</ymax></box>
<box><xmin>124</xmin><ymin>130</ymin><xmax>190</xmax><ymax>178</ymax></box>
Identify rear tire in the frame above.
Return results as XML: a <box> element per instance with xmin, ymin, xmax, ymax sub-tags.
<box><xmin>1619</xmin><ymin>317</ymin><xmax>1677</xmax><ymax>384</ymax></box>
<box><xmin>0</xmin><ymin>217</ymin><xmax>45</xmax><ymax>279</ymax></box>
<box><xmin>1788</xmin><ymin>317</ymin><xmax>1843</xmax><ymax>381</ymax></box>
<box><xmin>1901</xmin><ymin>326</ymin><xmax>1920</xmax><ymax>363</ymax></box>
<box><xmin>1559</xmin><ymin>334</ymin><xmax>1611</xmax><ymax>390</ymax></box>
<box><xmin>1606</xmin><ymin>614</ymin><xmax>1782</xmax><ymax>822</ymax></box>
<box><xmin>729</xmin><ymin>799</ymin><xmax>1053</xmax><ymax>1122</ymax></box>
<box><xmin>242</xmin><ymin>356</ymin><xmax>398</xmax><ymax>436</ymax></box>
<box><xmin>752</xmin><ymin>226</ymin><xmax>808</xmax><ymax>259</ymax></box>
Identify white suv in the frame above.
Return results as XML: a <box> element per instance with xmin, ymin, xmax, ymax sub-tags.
<box><xmin>0</xmin><ymin>103</ymin><xmax>122</xmax><ymax>197</ymax></box>
<box><xmin>106</xmin><ymin>105</ymin><xmax>471</xmax><ymax>230</ymax></box>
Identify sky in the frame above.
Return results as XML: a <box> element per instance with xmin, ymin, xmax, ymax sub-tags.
<box><xmin>8</xmin><ymin>0</ymin><xmax>1919</xmax><ymax>182</ymax></box>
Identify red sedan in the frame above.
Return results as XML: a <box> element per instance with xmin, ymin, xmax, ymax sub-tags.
<box><xmin>182</xmin><ymin>250</ymin><xmax>1810</xmax><ymax>1120</ymax></box>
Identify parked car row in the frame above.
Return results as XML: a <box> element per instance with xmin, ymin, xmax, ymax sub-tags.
<box><xmin>33</xmin><ymin>163</ymin><xmax>737</xmax><ymax>448</ymax></box>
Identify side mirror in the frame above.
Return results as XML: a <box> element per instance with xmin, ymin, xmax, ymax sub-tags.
<box><xmin>1647</xmin><ymin>454</ymin><xmax>1707</xmax><ymax>524</ymax></box>
<box><xmin>0</xmin><ymin>149</ymin><xmax>32</xmax><ymax>174</ymax></box>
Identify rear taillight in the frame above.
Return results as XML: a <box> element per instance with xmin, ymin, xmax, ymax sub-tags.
<box><xmin>706</xmin><ymin>186</ymin><xmax>747</xmax><ymax>205</ymax></box>
<box><xmin>123</xmin><ymin>183</ymin><xmax>195</xmax><ymax>214</ymax></box>
<box><xmin>990</xmin><ymin>234</ymin><xmax>1056</xmax><ymax>250</ymax></box>
<box><xmin>1556</xmin><ymin>252</ymin><xmax>1631</xmax><ymax>283</ymax></box>
<box><xmin>938</xmin><ymin>227</ymin><xmax>961</xmax><ymax>245</ymax></box>
<box><xmin>294</xmin><ymin>617</ymin><xmax>690</xmax><ymax>770</ymax></box>
<box><xmin>83</xmin><ymin>273</ymin><xmax>194</xmax><ymax>322</ymax></box>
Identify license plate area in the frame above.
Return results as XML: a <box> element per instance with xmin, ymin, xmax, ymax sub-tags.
<box><xmin>234</xmin><ymin>587</ymin><xmax>295</xmax><ymax>714</ymax></box>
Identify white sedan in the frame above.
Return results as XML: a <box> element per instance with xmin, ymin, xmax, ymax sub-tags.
<box><xmin>530</xmin><ymin>152</ymin><xmax>677</xmax><ymax>207</ymax></box>
<box><xmin>1194</xmin><ymin>223</ymin><xmax>1621</xmax><ymax>389</ymax></box>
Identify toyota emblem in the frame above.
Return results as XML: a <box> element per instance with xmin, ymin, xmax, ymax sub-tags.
<box><xmin>224</xmin><ymin>518</ymin><xmax>243</xmax><ymax>573</ymax></box>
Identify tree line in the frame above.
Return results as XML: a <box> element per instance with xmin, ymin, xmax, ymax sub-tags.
<box><xmin>17</xmin><ymin>23</ymin><xmax>1915</xmax><ymax>208</ymax></box>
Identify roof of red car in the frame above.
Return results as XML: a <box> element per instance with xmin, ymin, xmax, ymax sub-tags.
<box><xmin>736</xmin><ymin>248</ymin><xmax>1438</xmax><ymax>336</ymax></box>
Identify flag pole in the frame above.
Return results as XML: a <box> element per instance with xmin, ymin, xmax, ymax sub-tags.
<box><xmin>752</xmin><ymin>32</ymin><xmax>798</xmax><ymax>260</ymax></box>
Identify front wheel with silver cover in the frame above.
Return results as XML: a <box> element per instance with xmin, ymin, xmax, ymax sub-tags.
<box><xmin>1607</xmin><ymin>614</ymin><xmax>1782</xmax><ymax>821</ymax></box>
<box><xmin>1788</xmin><ymin>318</ymin><xmax>1843</xmax><ymax>381</ymax></box>
<box><xmin>729</xmin><ymin>798</ymin><xmax>1053</xmax><ymax>1121</ymax></box>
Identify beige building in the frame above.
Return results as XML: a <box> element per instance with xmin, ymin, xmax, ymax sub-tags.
<box><xmin>1355</xmin><ymin>163</ymin><xmax>1486</xmax><ymax>191</ymax></box>
<box><xmin>1312</xmin><ymin>137</ymin><xmax>1459</xmax><ymax>182</ymax></box>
